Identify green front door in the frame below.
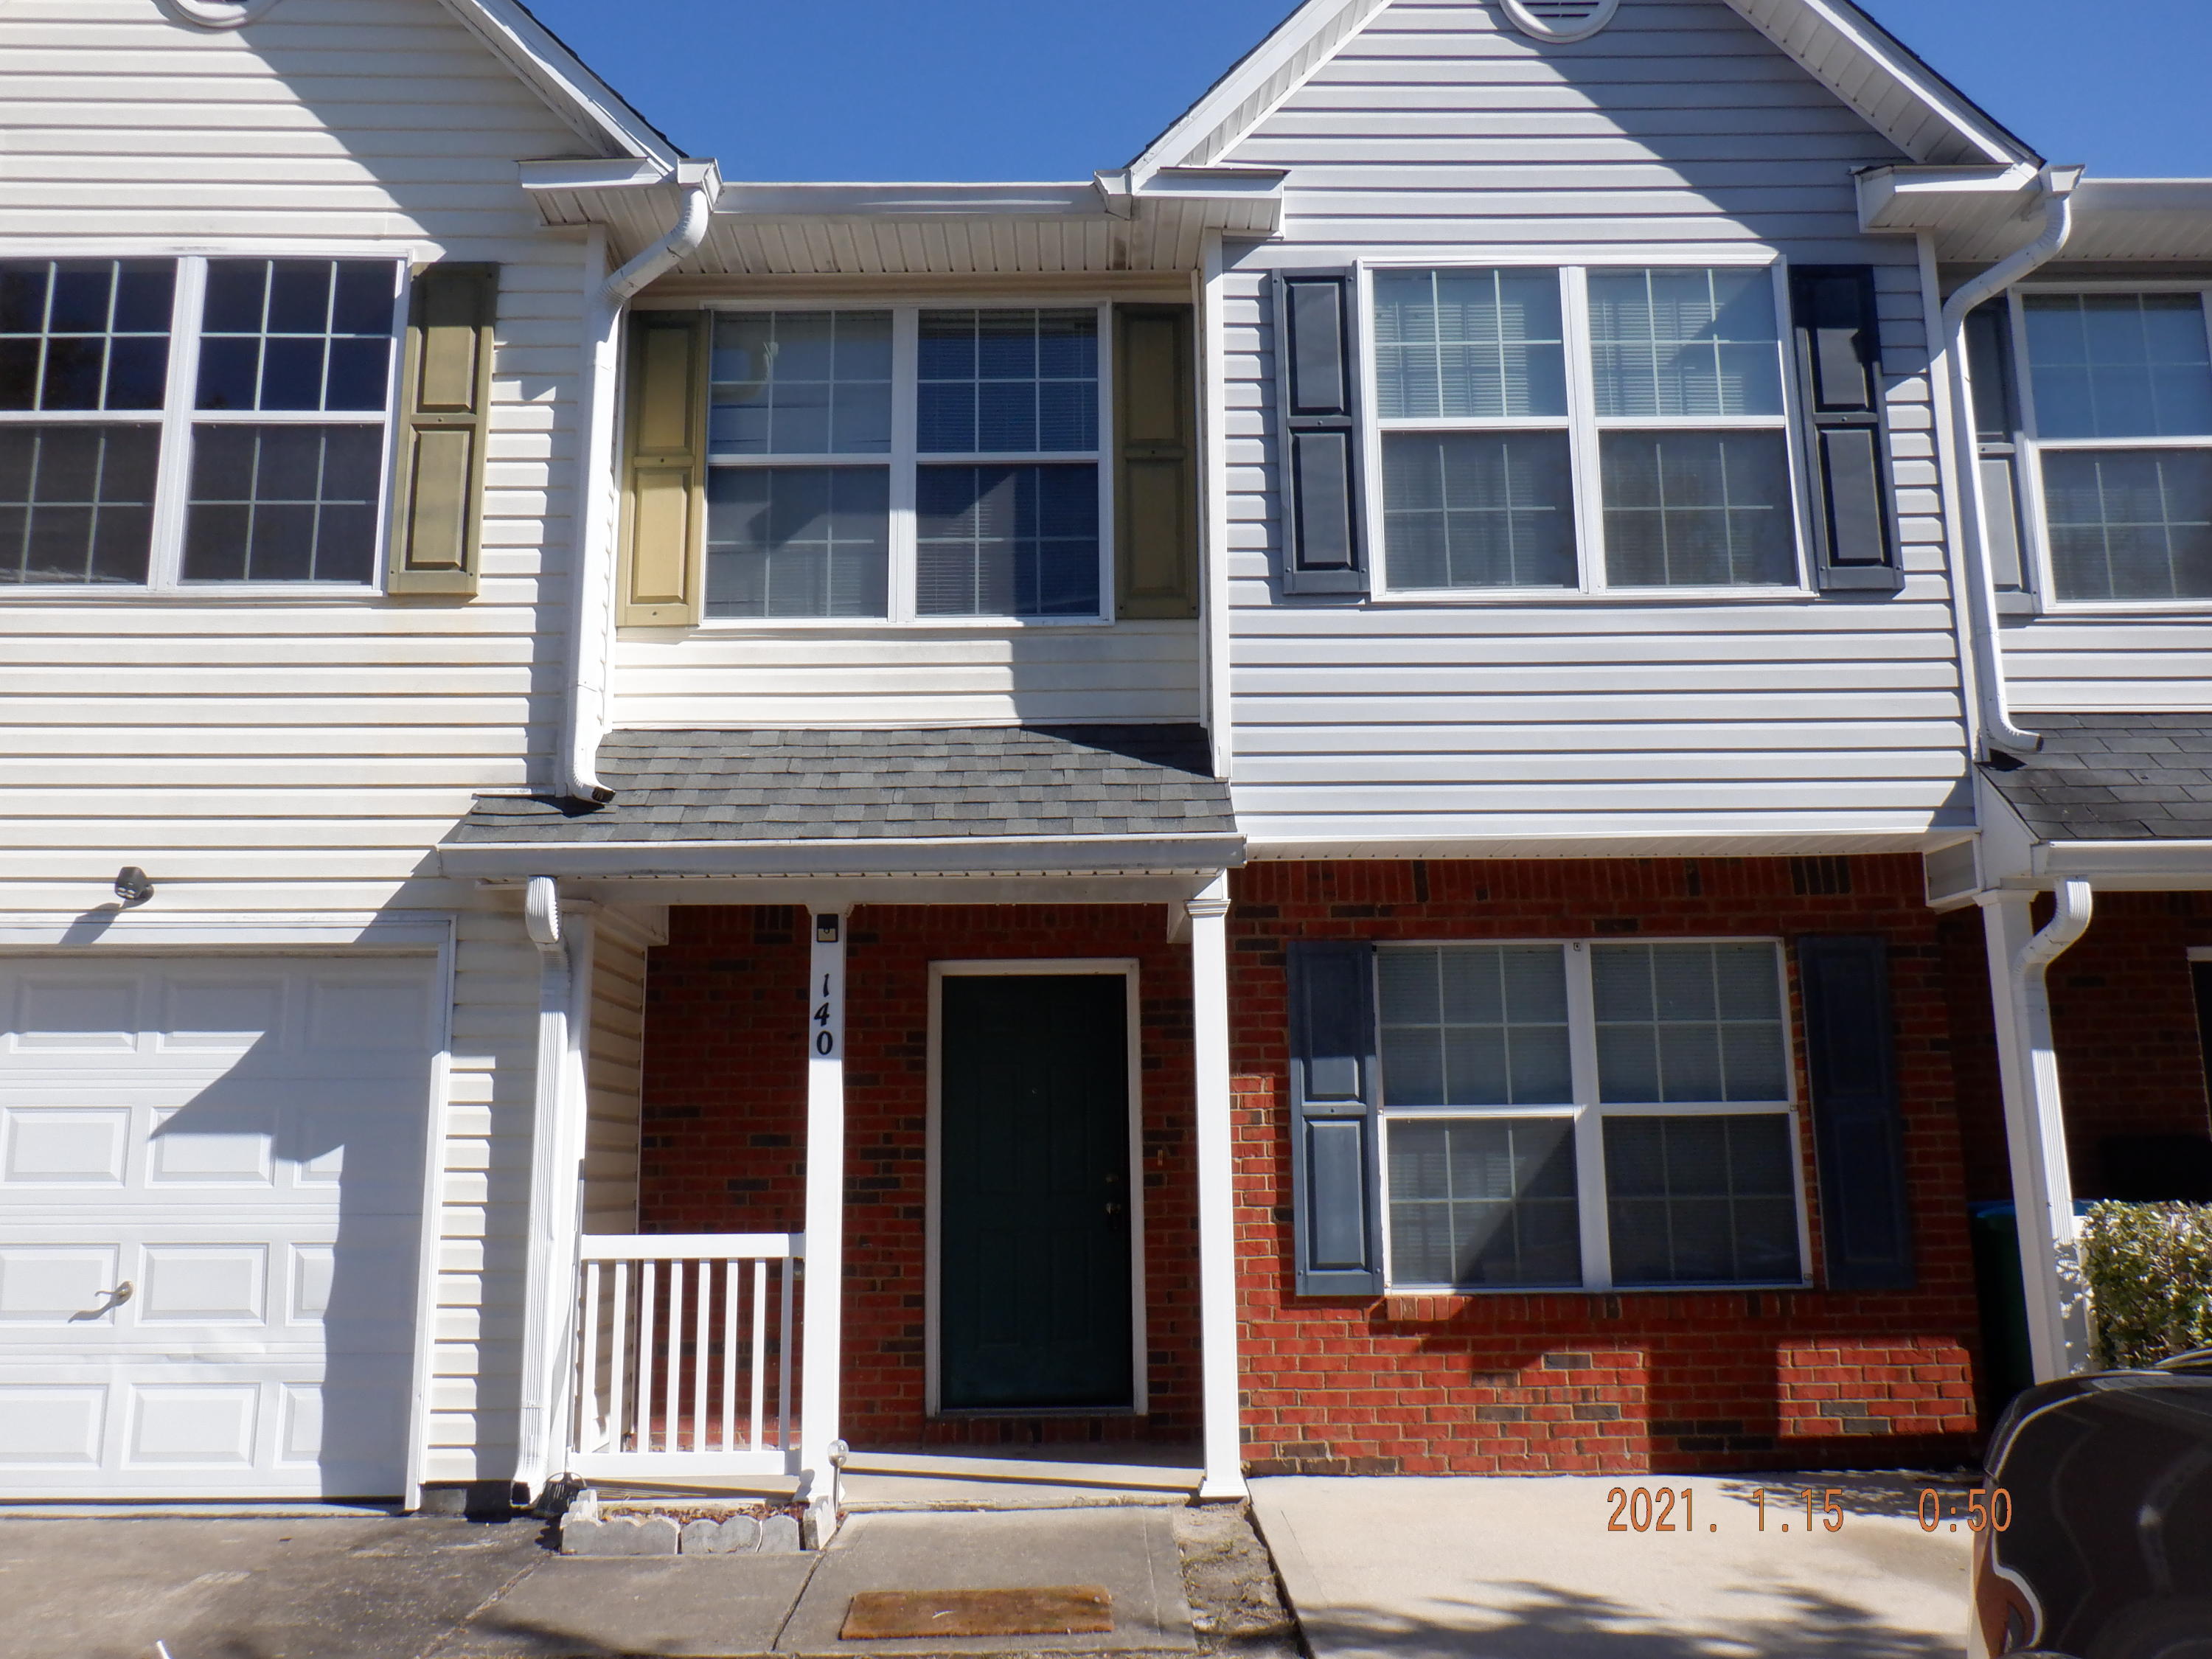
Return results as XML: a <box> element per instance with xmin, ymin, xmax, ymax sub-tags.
<box><xmin>938</xmin><ymin>973</ymin><xmax>1134</xmax><ymax>1412</ymax></box>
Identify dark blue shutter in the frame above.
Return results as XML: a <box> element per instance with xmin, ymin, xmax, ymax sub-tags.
<box><xmin>1287</xmin><ymin>941</ymin><xmax>1382</xmax><ymax>1295</ymax></box>
<box><xmin>1790</xmin><ymin>267</ymin><xmax>1899</xmax><ymax>592</ymax></box>
<box><xmin>1276</xmin><ymin>274</ymin><xmax>1368</xmax><ymax>597</ymax></box>
<box><xmin>1797</xmin><ymin>936</ymin><xmax>1916</xmax><ymax>1290</ymax></box>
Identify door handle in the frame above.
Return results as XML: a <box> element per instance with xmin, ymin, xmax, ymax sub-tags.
<box><xmin>1104</xmin><ymin>1203</ymin><xmax>1125</xmax><ymax>1218</ymax></box>
<box><xmin>72</xmin><ymin>1282</ymin><xmax>132</xmax><ymax>1322</ymax></box>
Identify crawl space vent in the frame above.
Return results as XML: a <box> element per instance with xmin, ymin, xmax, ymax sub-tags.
<box><xmin>1503</xmin><ymin>0</ymin><xmax>1621</xmax><ymax>42</ymax></box>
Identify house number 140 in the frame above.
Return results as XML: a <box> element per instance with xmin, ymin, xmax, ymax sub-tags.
<box><xmin>814</xmin><ymin>974</ymin><xmax>836</xmax><ymax>1056</ymax></box>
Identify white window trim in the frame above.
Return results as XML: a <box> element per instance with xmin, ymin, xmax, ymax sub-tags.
<box><xmin>2006</xmin><ymin>280</ymin><xmax>2212</xmax><ymax>616</ymax></box>
<box><xmin>1355</xmin><ymin>252</ymin><xmax>1816</xmax><ymax>605</ymax></box>
<box><xmin>923</xmin><ymin>959</ymin><xmax>1149</xmax><ymax>1417</ymax></box>
<box><xmin>0</xmin><ymin>247</ymin><xmax>410</xmax><ymax>601</ymax></box>
<box><xmin>1371</xmin><ymin>936</ymin><xmax>1814</xmax><ymax>1297</ymax></box>
<box><xmin>696</xmin><ymin>298</ymin><xmax>1117</xmax><ymax>630</ymax></box>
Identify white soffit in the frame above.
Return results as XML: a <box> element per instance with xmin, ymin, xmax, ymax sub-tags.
<box><xmin>1861</xmin><ymin>168</ymin><xmax>2212</xmax><ymax>263</ymax></box>
<box><xmin>1125</xmin><ymin>0</ymin><xmax>2037</xmax><ymax>183</ymax></box>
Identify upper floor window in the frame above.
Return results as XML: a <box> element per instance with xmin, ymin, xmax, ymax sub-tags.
<box><xmin>704</xmin><ymin>304</ymin><xmax>1106</xmax><ymax>622</ymax></box>
<box><xmin>0</xmin><ymin>257</ymin><xmax>402</xmax><ymax>591</ymax></box>
<box><xmin>2011</xmin><ymin>290</ymin><xmax>2212</xmax><ymax>605</ymax></box>
<box><xmin>1371</xmin><ymin>264</ymin><xmax>1799</xmax><ymax>596</ymax></box>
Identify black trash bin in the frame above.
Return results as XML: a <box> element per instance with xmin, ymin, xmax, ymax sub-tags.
<box><xmin>1969</xmin><ymin>1199</ymin><xmax>2097</xmax><ymax>1419</ymax></box>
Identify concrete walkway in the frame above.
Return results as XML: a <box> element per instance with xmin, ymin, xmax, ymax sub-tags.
<box><xmin>0</xmin><ymin>1503</ymin><xmax>1209</xmax><ymax>1659</ymax></box>
<box><xmin>1251</xmin><ymin>1474</ymin><xmax>1975</xmax><ymax>1659</ymax></box>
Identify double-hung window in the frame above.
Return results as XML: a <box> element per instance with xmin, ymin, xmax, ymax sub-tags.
<box><xmin>2010</xmin><ymin>288</ymin><xmax>2212</xmax><ymax>605</ymax></box>
<box><xmin>0</xmin><ymin>255</ymin><xmax>402</xmax><ymax>591</ymax></box>
<box><xmin>704</xmin><ymin>304</ymin><xmax>1107</xmax><ymax>622</ymax></box>
<box><xmin>1371</xmin><ymin>263</ymin><xmax>1801</xmax><ymax>595</ymax></box>
<box><xmin>1377</xmin><ymin>939</ymin><xmax>1804</xmax><ymax>1291</ymax></box>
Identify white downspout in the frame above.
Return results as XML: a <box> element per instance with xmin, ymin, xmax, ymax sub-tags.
<box><xmin>1939</xmin><ymin>166</ymin><xmax>2079</xmax><ymax>762</ymax></box>
<box><xmin>560</xmin><ymin>169</ymin><xmax>716</xmax><ymax>804</ymax></box>
<box><xmin>1986</xmin><ymin>879</ymin><xmax>2095</xmax><ymax>1382</ymax></box>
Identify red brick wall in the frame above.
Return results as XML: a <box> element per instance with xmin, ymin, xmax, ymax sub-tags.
<box><xmin>1227</xmin><ymin>855</ymin><xmax>1983</xmax><ymax>1475</ymax></box>
<box><xmin>638</xmin><ymin>857</ymin><xmax>1990</xmax><ymax>1475</ymax></box>
<box><xmin>639</xmin><ymin>902</ymin><xmax>1202</xmax><ymax>1450</ymax></box>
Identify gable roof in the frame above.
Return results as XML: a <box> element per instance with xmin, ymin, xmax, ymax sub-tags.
<box><xmin>433</xmin><ymin>0</ymin><xmax>684</xmax><ymax>168</ymax></box>
<box><xmin>1127</xmin><ymin>0</ymin><xmax>2037</xmax><ymax>186</ymax></box>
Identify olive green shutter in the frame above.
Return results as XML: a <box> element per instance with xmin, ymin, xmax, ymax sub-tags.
<box><xmin>386</xmin><ymin>262</ymin><xmax>497</xmax><ymax>596</ymax></box>
<box><xmin>617</xmin><ymin>311</ymin><xmax>711</xmax><ymax>626</ymax></box>
<box><xmin>1113</xmin><ymin>304</ymin><xmax>1198</xmax><ymax>619</ymax></box>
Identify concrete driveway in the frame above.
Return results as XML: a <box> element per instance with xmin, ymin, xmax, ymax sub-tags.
<box><xmin>1251</xmin><ymin>1473</ymin><xmax>1975</xmax><ymax>1659</ymax></box>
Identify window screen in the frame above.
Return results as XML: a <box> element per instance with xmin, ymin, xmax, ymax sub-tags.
<box><xmin>1388</xmin><ymin>1117</ymin><xmax>1581</xmax><ymax>1287</ymax></box>
<box><xmin>1591</xmin><ymin>942</ymin><xmax>1789</xmax><ymax>1105</ymax></box>
<box><xmin>1604</xmin><ymin>1114</ymin><xmax>1801</xmax><ymax>1286</ymax></box>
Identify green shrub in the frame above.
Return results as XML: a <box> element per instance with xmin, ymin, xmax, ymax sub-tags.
<box><xmin>2079</xmin><ymin>1202</ymin><xmax>2212</xmax><ymax>1370</ymax></box>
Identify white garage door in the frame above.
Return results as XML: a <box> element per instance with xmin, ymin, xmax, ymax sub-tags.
<box><xmin>0</xmin><ymin>956</ymin><xmax>437</xmax><ymax>1499</ymax></box>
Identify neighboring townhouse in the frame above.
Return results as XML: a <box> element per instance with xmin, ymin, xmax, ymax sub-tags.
<box><xmin>4</xmin><ymin>0</ymin><xmax>2210</xmax><ymax>1523</ymax></box>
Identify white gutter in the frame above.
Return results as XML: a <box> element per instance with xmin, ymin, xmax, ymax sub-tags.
<box><xmin>559</xmin><ymin>164</ymin><xmax>717</xmax><ymax>804</ymax></box>
<box><xmin>1940</xmin><ymin>165</ymin><xmax>2081</xmax><ymax>761</ymax></box>
<box><xmin>2000</xmin><ymin>877</ymin><xmax>2094</xmax><ymax>1381</ymax></box>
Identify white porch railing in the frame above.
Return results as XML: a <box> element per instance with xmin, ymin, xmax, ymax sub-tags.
<box><xmin>568</xmin><ymin>1234</ymin><xmax>801</xmax><ymax>1480</ymax></box>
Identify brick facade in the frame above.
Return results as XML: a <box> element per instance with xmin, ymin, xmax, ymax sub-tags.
<box><xmin>1225</xmin><ymin>855</ymin><xmax>1983</xmax><ymax>1475</ymax></box>
<box><xmin>635</xmin><ymin>855</ymin><xmax>1989</xmax><ymax>1475</ymax></box>
<box><xmin>640</xmin><ymin>902</ymin><xmax>1203</xmax><ymax>1450</ymax></box>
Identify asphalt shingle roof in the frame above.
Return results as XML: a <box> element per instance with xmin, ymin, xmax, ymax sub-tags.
<box><xmin>446</xmin><ymin>725</ymin><xmax>1236</xmax><ymax>846</ymax></box>
<box><xmin>1986</xmin><ymin>714</ymin><xmax>2212</xmax><ymax>841</ymax></box>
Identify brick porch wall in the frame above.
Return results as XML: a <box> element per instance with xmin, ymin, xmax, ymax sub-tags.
<box><xmin>639</xmin><ymin>902</ymin><xmax>1203</xmax><ymax>1450</ymax></box>
<box><xmin>1226</xmin><ymin>855</ymin><xmax>1984</xmax><ymax>1476</ymax></box>
<box><xmin>1942</xmin><ymin>891</ymin><xmax>2212</xmax><ymax>1203</ymax></box>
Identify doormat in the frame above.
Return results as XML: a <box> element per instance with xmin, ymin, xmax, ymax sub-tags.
<box><xmin>840</xmin><ymin>1587</ymin><xmax>1114</xmax><ymax>1640</ymax></box>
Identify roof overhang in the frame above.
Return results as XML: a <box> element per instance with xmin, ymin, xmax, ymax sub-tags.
<box><xmin>439</xmin><ymin>832</ymin><xmax>1248</xmax><ymax>882</ymax></box>
<box><xmin>1860</xmin><ymin>165</ymin><xmax>2212</xmax><ymax>263</ymax></box>
<box><xmin>519</xmin><ymin>163</ymin><xmax>1286</xmax><ymax>277</ymax></box>
<box><xmin>2035</xmin><ymin>840</ymin><xmax>2212</xmax><ymax>888</ymax></box>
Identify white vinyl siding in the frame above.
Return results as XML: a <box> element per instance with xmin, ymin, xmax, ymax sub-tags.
<box><xmin>1217</xmin><ymin>0</ymin><xmax>1961</xmax><ymax>849</ymax></box>
<box><xmin>0</xmin><ymin>0</ymin><xmax>611</xmax><ymax>1489</ymax></box>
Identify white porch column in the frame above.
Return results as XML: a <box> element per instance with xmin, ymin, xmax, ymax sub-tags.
<box><xmin>1188</xmin><ymin>872</ymin><xmax>1246</xmax><ymax>1499</ymax></box>
<box><xmin>516</xmin><ymin>879</ymin><xmax>594</xmax><ymax>1499</ymax></box>
<box><xmin>1979</xmin><ymin>884</ymin><xmax>2095</xmax><ymax>1382</ymax></box>
<box><xmin>798</xmin><ymin>905</ymin><xmax>849</xmax><ymax>1522</ymax></box>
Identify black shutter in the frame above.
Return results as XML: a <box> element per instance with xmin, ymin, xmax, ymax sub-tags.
<box><xmin>1797</xmin><ymin>936</ymin><xmax>1916</xmax><ymax>1290</ymax></box>
<box><xmin>1790</xmin><ymin>267</ymin><xmax>1899</xmax><ymax>592</ymax></box>
<box><xmin>1286</xmin><ymin>941</ymin><xmax>1382</xmax><ymax>1295</ymax></box>
<box><xmin>1276</xmin><ymin>273</ymin><xmax>1368</xmax><ymax>597</ymax></box>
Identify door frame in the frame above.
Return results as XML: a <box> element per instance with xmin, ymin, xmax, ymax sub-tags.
<box><xmin>925</xmin><ymin>959</ymin><xmax>1147</xmax><ymax>1418</ymax></box>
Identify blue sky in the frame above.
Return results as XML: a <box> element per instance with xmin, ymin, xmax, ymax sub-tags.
<box><xmin>520</xmin><ymin>1</ymin><xmax>2212</xmax><ymax>181</ymax></box>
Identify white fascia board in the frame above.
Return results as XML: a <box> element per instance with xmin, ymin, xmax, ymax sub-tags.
<box><xmin>716</xmin><ymin>182</ymin><xmax>1102</xmax><ymax>218</ymax></box>
<box><xmin>440</xmin><ymin>833</ymin><xmax>1248</xmax><ymax>880</ymax></box>
<box><xmin>436</xmin><ymin>0</ymin><xmax>683</xmax><ymax>168</ymax></box>
<box><xmin>1721</xmin><ymin>0</ymin><xmax>2037</xmax><ymax>168</ymax></box>
<box><xmin>1857</xmin><ymin>163</ymin><xmax>2040</xmax><ymax>233</ymax></box>
<box><xmin>1974</xmin><ymin>772</ymin><xmax>2040</xmax><ymax>887</ymax></box>
<box><xmin>518</xmin><ymin>159</ymin><xmax>672</xmax><ymax>192</ymax></box>
<box><xmin>2035</xmin><ymin>840</ymin><xmax>2212</xmax><ymax>885</ymax></box>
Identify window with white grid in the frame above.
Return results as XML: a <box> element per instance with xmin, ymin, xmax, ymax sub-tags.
<box><xmin>1376</xmin><ymin>940</ymin><xmax>1804</xmax><ymax>1293</ymax></box>
<box><xmin>703</xmin><ymin>304</ymin><xmax>1108</xmax><ymax>622</ymax></box>
<box><xmin>1371</xmin><ymin>263</ymin><xmax>1802</xmax><ymax>595</ymax></box>
<box><xmin>0</xmin><ymin>256</ymin><xmax>403</xmax><ymax>591</ymax></box>
<box><xmin>2011</xmin><ymin>290</ymin><xmax>2212</xmax><ymax>605</ymax></box>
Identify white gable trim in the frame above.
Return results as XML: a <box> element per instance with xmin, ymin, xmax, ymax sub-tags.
<box><xmin>1127</xmin><ymin>0</ymin><xmax>2035</xmax><ymax>184</ymax></box>
<box><xmin>1127</xmin><ymin>0</ymin><xmax>1392</xmax><ymax>188</ymax></box>
<box><xmin>434</xmin><ymin>0</ymin><xmax>684</xmax><ymax>167</ymax></box>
